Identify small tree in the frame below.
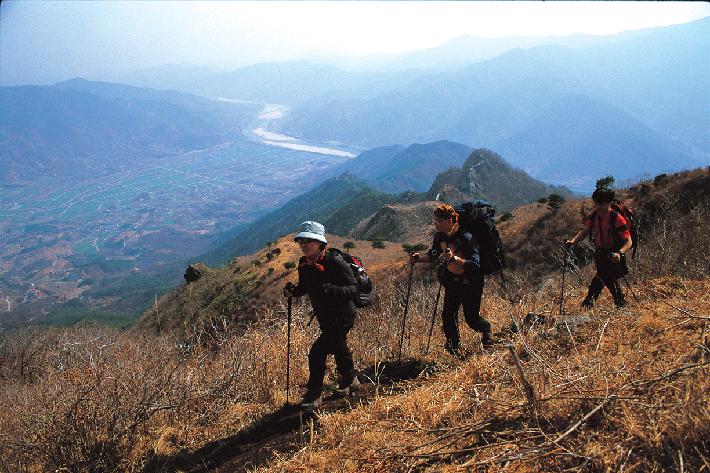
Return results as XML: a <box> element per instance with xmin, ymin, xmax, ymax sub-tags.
<box><xmin>499</xmin><ymin>212</ymin><xmax>513</xmax><ymax>222</ymax></box>
<box><xmin>596</xmin><ymin>175</ymin><xmax>615</xmax><ymax>190</ymax></box>
<box><xmin>371</xmin><ymin>240</ymin><xmax>386</xmax><ymax>249</ymax></box>
<box><xmin>283</xmin><ymin>261</ymin><xmax>296</xmax><ymax>270</ymax></box>
<box><xmin>547</xmin><ymin>194</ymin><xmax>566</xmax><ymax>212</ymax></box>
<box><xmin>343</xmin><ymin>241</ymin><xmax>356</xmax><ymax>250</ymax></box>
<box><xmin>537</xmin><ymin>197</ymin><xmax>548</xmax><ymax>204</ymax></box>
<box><xmin>402</xmin><ymin>243</ymin><xmax>428</xmax><ymax>254</ymax></box>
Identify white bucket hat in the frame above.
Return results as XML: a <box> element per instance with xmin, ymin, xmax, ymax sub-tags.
<box><xmin>294</xmin><ymin>221</ymin><xmax>327</xmax><ymax>244</ymax></box>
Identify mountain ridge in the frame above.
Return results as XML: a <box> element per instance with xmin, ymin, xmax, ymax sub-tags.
<box><xmin>0</xmin><ymin>80</ymin><xmax>260</xmax><ymax>184</ymax></box>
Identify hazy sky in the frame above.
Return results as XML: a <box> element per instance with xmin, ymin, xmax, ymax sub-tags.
<box><xmin>1</xmin><ymin>1</ymin><xmax>708</xmax><ymax>86</ymax></box>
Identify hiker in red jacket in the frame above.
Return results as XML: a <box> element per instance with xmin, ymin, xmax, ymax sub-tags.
<box><xmin>566</xmin><ymin>188</ymin><xmax>633</xmax><ymax>308</ymax></box>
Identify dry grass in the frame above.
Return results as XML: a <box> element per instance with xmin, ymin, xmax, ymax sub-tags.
<box><xmin>256</xmin><ymin>274</ymin><xmax>710</xmax><ymax>473</ymax></box>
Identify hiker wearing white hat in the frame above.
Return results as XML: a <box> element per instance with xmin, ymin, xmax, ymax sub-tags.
<box><xmin>284</xmin><ymin>221</ymin><xmax>360</xmax><ymax>411</ymax></box>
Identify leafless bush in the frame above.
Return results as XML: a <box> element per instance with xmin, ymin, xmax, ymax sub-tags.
<box><xmin>0</xmin><ymin>309</ymin><xmax>311</xmax><ymax>471</ymax></box>
<box><xmin>634</xmin><ymin>197</ymin><xmax>710</xmax><ymax>279</ymax></box>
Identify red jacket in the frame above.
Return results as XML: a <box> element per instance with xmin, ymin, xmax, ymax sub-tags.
<box><xmin>585</xmin><ymin>210</ymin><xmax>631</xmax><ymax>249</ymax></box>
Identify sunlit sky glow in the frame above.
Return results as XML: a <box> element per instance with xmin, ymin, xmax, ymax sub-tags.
<box><xmin>1</xmin><ymin>1</ymin><xmax>708</xmax><ymax>85</ymax></box>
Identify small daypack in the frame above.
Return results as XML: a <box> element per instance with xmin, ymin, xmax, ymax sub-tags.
<box><xmin>328</xmin><ymin>248</ymin><xmax>375</xmax><ymax>308</ymax></box>
<box><xmin>455</xmin><ymin>200</ymin><xmax>506</xmax><ymax>275</ymax></box>
<box><xmin>590</xmin><ymin>200</ymin><xmax>638</xmax><ymax>258</ymax></box>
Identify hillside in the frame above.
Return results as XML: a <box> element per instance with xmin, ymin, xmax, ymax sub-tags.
<box><xmin>498</xmin><ymin>168</ymin><xmax>710</xmax><ymax>283</ymax></box>
<box><xmin>199</xmin><ymin>173</ymin><xmax>403</xmax><ymax>266</ymax></box>
<box><xmin>1</xmin><ymin>169</ymin><xmax>707</xmax><ymax>472</ymax></box>
<box><xmin>350</xmin><ymin>201</ymin><xmax>439</xmax><ymax>244</ymax></box>
<box><xmin>426</xmin><ymin>148</ymin><xmax>571</xmax><ymax>211</ymax></box>
<box><xmin>199</xmin><ymin>145</ymin><xmax>566</xmax><ymax>266</ymax></box>
<box><xmin>136</xmin><ymin>234</ymin><xmax>405</xmax><ymax>334</ymax></box>
<box><xmin>0</xmin><ymin>80</ymin><xmax>260</xmax><ymax>184</ymax></box>
<box><xmin>325</xmin><ymin>141</ymin><xmax>473</xmax><ymax>194</ymax></box>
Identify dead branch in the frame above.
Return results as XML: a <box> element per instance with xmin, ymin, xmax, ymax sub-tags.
<box><xmin>595</xmin><ymin>319</ymin><xmax>610</xmax><ymax>352</ymax></box>
<box><xmin>507</xmin><ymin>344</ymin><xmax>536</xmax><ymax>404</ymax></box>
<box><xmin>554</xmin><ymin>395</ymin><xmax>617</xmax><ymax>444</ymax></box>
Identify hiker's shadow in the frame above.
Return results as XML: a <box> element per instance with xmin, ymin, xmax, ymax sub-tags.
<box><xmin>143</xmin><ymin>403</ymin><xmax>303</xmax><ymax>473</ymax></box>
<box><xmin>359</xmin><ymin>358</ymin><xmax>437</xmax><ymax>386</ymax></box>
<box><xmin>143</xmin><ymin>359</ymin><xmax>437</xmax><ymax>472</ymax></box>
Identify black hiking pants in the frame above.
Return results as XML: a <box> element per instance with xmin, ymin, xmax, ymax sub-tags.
<box><xmin>441</xmin><ymin>273</ymin><xmax>491</xmax><ymax>348</ymax></box>
<box><xmin>306</xmin><ymin>322</ymin><xmax>354</xmax><ymax>395</ymax></box>
<box><xmin>584</xmin><ymin>250</ymin><xmax>628</xmax><ymax>307</ymax></box>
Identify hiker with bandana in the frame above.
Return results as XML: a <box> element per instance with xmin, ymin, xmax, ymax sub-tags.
<box><xmin>409</xmin><ymin>204</ymin><xmax>494</xmax><ymax>357</ymax></box>
<box><xmin>283</xmin><ymin>221</ymin><xmax>360</xmax><ymax>411</ymax></box>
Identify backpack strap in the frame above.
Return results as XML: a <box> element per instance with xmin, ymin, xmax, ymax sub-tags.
<box><xmin>609</xmin><ymin>210</ymin><xmax>620</xmax><ymax>250</ymax></box>
<box><xmin>589</xmin><ymin>209</ymin><xmax>598</xmax><ymax>245</ymax></box>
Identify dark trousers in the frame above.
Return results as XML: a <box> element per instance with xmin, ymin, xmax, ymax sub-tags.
<box><xmin>584</xmin><ymin>250</ymin><xmax>627</xmax><ymax>306</ymax></box>
<box><xmin>441</xmin><ymin>274</ymin><xmax>491</xmax><ymax>347</ymax></box>
<box><xmin>306</xmin><ymin>323</ymin><xmax>354</xmax><ymax>394</ymax></box>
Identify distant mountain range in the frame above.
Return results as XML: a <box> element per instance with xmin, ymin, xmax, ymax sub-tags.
<box><xmin>0</xmin><ymin>79</ymin><xmax>260</xmax><ymax>184</ymax></box>
<box><xmin>272</xmin><ymin>18</ymin><xmax>709</xmax><ymax>189</ymax></box>
<box><xmin>492</xmin><ymin>95</ymin><xmax>695</xmax><ymax>189</ymax></box>
<box><xmin>5</xmin><ymin>19</ymin><xmax>707</xmax><ymax>190</ymax></box>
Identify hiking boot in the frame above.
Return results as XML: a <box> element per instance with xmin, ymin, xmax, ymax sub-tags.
<box><xmin>481</xmin><ymin>331</ymin><xmax>495</xmax><ymax>348</ymax></box>
<box><xmin>334</xmin><ymin>376</ymin><xmax>361</xmax><ymax>398</ymax></box>
<box><xmin>299</xmin><ymin>390</ymin><xmax>322</xmax><ymax>412</ymax></box>
<box><xmin>444</xmin><ymin>340</ymin><xmax>464</xmax><ymax>359</ymax></box>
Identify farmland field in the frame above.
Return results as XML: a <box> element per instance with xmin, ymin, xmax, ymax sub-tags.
<box><xmin>0</xmin><ymin>139</ymin><xmax>345</xmax><ymax>325</ymax></box>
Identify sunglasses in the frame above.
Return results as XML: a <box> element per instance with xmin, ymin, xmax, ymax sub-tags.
<box><xmin>296</xmin><ymin>238</ymin><xmax>318</xmax><ymax>244</ymax></box>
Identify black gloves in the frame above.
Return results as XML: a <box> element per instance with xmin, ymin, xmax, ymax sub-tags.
<box><xmin>322</xmin><ymin>282</ymin><xmax>337</xmax><ymax>295</ymax></box>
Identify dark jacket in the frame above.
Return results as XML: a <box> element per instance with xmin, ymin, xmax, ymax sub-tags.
<box><xmin>291</xmin><ymin>252</ymin><xmax>358</xmax><ymax>331</ymax></box>
<box><xmin>429</xmin><ymin>227</ymin><xmax>481</xmax><ymax>285</ymax></box>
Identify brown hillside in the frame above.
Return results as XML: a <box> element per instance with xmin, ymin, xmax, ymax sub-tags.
<box><xmin>350</xmin><ymin>201</ymin><xmax>438</xmax><ymax>244</ymax></box>
<box><xmin>499</xmin><ymin>167</ymin><xmax>710</xmax><ymax>284</ymax></box>
<box><xmin>135</xmin><ymin>233</ymin><xmax>409</xmax><ymax>335</ymax></box>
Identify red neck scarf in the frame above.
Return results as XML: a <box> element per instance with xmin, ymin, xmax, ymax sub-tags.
<box><xmin>299</xmin><ymin>250</ymin><xmax>327</xmax><ymax>271</ymax></box>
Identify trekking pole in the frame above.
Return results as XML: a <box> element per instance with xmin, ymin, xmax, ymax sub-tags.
<box><xmin>425</xmin><ymin>283</ymin><xmax>442</xmax><ymax>355</ymax></box>
<box><xmin>622</xmin><ymin>277</ymin><xmax>640</xmax><ymax>302</ymax></box>
<box><xmin>560</xmin><ymin>243</ymin><xmax>569</xmax><ymax>316</ymax></box>
<box><xmin>398</xmin><ymin>263</ymin><xmax>415</xmax><ymax>362</ymax></box>
<box><xmin>499</xmin><ymin>268</ymin><xmax>520</xmax><ymax>334</ymax></box>
<box><xmin>286</xmin><ymin>296</ymin><xmax>293</xmax><ymax>404</ymax></box>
